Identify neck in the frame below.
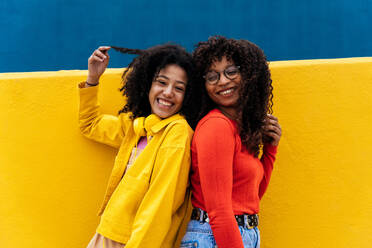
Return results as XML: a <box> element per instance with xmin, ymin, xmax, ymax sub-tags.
<box><xmin>219</xmin><ymin>107</ymin><xmax>238</xmax><ymax>120</ymax></box>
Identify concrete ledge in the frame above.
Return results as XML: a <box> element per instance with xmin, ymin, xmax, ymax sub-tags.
<box><xmin>1</xmin><ymin>58</ymin><xmax>372</xmax><ymax>248</ymax></box>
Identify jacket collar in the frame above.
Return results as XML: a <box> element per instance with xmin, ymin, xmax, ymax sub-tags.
<box><xmin>134</xmin><ymin>113</ymin><xmax>185</xmax><ymax>137</ymax></box>
<box><xmin>149</xmin><ymin>113</ymin><xmax>184</xmax><ymax>134</ymax></box>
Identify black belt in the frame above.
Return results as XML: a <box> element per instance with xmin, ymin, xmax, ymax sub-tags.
<box><xmin>191</xmin><ymin>208</ymin><xmax>259</xmax><ymax>229</ymax></box>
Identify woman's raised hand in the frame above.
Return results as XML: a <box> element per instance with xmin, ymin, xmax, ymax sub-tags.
<box><xmin>263</xmin><ymin>114</ymin><xmax>282</xmax><ymax>146</ymax></box>
<box><xmin>87</xmin><ymin>46</ymin><xmax>111</xmax><ymax>85</ymax></box>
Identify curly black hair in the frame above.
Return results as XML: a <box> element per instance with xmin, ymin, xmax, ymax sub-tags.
<box><xmin>193</xmin><ymin>36</ymin><xmax>273</xmax><ymax>157</ymax></box>
<box><xmin>111</xmin><ymin>44</ymin><xmax>199</xmax><ymax>128</ymax></box>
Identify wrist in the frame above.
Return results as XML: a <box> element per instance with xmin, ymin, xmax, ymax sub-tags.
<box><xmin>86</xmin><ymin>77</ymin><xmax>99</xmax><ymax>87</ymax></box>
<box><xmin>85</xmin><ymin>81</ymin><xmax>99</xmax><ymax>87</ymax></box>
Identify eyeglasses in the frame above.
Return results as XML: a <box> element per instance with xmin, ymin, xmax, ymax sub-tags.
<box><xmin>203</xmin><ymin>65</ymin><xmax>240</xmax><ymax>85</ymax></box>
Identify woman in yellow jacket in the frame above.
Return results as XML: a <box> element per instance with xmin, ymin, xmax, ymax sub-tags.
<box><xmin>79</xmin><ymin>44</ymin><xmax>198</xmax><ymax>248</ymax></box>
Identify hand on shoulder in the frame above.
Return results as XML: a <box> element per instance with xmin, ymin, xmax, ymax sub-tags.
<box><xmin>263</xmin><ymin>114</ymin><xmax>281</xmax><ymax>146</ymax></box>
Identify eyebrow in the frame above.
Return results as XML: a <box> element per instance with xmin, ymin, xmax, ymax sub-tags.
<box><xmin>156</xmin><ymin>74</ymin><xmax>187</xmax><ymax>85</ymax></box>
<box><xmin>209</xmin><ymin>64</ymin><xmax>235</xmax><ymax>72</ymax></box>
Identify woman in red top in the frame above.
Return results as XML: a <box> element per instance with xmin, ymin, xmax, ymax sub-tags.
<box><xmin>180</xmin><ymin>36</ymin><xmax>282</xmax><ymax>248</ymax></box>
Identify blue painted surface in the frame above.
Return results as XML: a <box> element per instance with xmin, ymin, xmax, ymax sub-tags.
<box><xmin>0</xmin><ymin>0</ymin><xmax>371</xmax><ymax>72</ymax></box>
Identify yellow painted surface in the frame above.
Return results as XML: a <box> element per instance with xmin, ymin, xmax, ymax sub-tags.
<box><xmin>1</xmin><ymin>58</ymin><xmax>372</xmax><ymax>247</ymax></box>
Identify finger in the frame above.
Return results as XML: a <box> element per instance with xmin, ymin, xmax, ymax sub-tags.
<box><xmin>267</xmin><ymin>119</ymin><xmax>281</xmax><ymax>129</ymax></box>
<box><xmin>267</xmin><ymin>114</ymin><xmax>278</xmax><ymax>121</ymax></box>
<box><xmin>273</xmin><ymin>125</ymin><xmax>282</xmax><ymax>135</ymax></box>
<box><xmin>88</xmin><ymin>55</ymin><xmax>99</xmax><ymax>63</ymax></box>
<box><xmin>264</xmin><ymin>125</ymin><xmax>281</xmax><ymax>136</ymax></box>
<box><xmin>92</xmin><ymin>51</ymin><xmax>110</xmax><ymax>62</ymax></box>
<box><xmin>264</xmin><ymin>131</ymin><xmax>280</xmax><ymax>142</ymax></box>
<box><xmin>91</xmin><ymin>54</ymin><xmax>105</xmax><ymax>62</ymax></box>
<box><xmin>94</xmin><ymin>49</ymin><xmax>107</xmax><ymax>60</ymax></box>
<box><xmin>267</xmin><ymin>118</ymin><xmax>278</xmax><ymax>125</ymax></box>
<box><xmin>264</xmin><ymin>131</ymin><xmax>278</xmax><ymax>139</ymax></box>
<box><xmin>264</xmin><ymin>116</ymin><xmax>277</xmax><ymax>125</ymax></box>
<box><xmin>98</xmin><ymin>46</ymin><xmax>111</xmax><ymax>51</ymax></box>
<box><xmin>98</xmin><ymin>46</ymin><xmax>111</xmax><ymax>54</ymax></box>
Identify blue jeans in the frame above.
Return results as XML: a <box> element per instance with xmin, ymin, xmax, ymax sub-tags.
<box><xmin>180</xmin><ymin>220</ymin><xmax>260</xmax><ymax>248</ymax></box>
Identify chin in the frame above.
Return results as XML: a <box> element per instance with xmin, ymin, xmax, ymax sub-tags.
<box><xmin>154</xmin><ymin>111</ymin><xmax>172</xmax><ymax>119</ymax></box>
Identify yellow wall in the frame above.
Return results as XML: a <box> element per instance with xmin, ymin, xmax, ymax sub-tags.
<box><xmin>1</xmin><ymin>58</ymin><xmax>372</xmax><ymax>247</ymax></box>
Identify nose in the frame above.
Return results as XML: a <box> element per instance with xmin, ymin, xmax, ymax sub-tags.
<box><xmin>217</xmin><ymin>72</ymin><xmax>230</xmax><ymax>86</ymax></box>
<box><xmin>163</xmin><ymin>85</ymin><xmax>174</xmax><ymax>98</ymax></box>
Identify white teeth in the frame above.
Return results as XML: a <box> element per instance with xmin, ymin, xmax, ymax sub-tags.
<box><xmin>219</xmin><ymin>89</ymin><xmax>234</xmax><ymax>95</ymax></box>
<box><xmin>158</xmin><ymin>99</ymin><xmax>172</xmax><ymax>106</ymax></box>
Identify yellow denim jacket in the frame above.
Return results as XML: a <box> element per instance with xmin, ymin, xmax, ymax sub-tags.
<box><xmin>79</xmin><ymin>85</ymin><xmax>193</xmax><ymax>247</ymax></box>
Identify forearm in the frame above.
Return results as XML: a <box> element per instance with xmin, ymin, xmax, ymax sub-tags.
<box><xmin>78</xmin><ymin>84</ymin><xmax>124</xmax><ymax>147</ymax></box>
<box><xmin>259</xmin><ymin>144</ymin><xmax>277</xmax><ymax>198</ymax></box>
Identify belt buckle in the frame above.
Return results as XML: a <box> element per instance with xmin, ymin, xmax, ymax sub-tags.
<box><xmin>199</xmin><ymin>209</ymin><xmax>209</xmax><ymax>224</ymax></box>
<box><xmin>243</xmin><ymin>215</ymin><xmax>253</xmax><ymax>229</ymax></box>
<box><xmin>246</xmin><ymin>214</ymin><xmax>257</xmax><ymax>229</ymax></box>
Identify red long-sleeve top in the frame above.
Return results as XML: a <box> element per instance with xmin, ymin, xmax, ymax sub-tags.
<box><xmin>190</xmin><ymin>109</ymin><xmax>277</xmax><ymax>248</ymax></box>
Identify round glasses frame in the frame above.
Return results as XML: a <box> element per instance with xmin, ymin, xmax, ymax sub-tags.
<box><xmin>203</xmin><ymin>65</ymin><xmax>241</xmax><ymax>85</ymax></box>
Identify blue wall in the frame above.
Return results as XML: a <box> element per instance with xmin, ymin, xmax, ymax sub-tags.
<box><xmin>1</xmin><ymin>0</ymin><xmax>371</xmax><ymax>72</ymax></box>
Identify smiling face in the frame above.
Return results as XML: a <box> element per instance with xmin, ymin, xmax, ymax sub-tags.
<box><xmin>148</xmin><ymin>64</ymin><xmax>188</xmax><ymax>119</ymax></box>
<box><xmin>205</xmin><ymin>56</ymin><xmax>242</xmax><ymax>118</ymax></box>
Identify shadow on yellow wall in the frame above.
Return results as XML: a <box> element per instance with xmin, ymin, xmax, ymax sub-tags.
<box><xmin>1</xmin><ymin>58</ymin><xmax>371</xmax><ymax>248</ymax></box>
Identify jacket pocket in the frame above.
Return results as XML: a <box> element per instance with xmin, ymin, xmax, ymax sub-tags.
<box><xmin>100</xmin><ymin>173</ymin><xmax>150</xmax><ymax>233</ymax></box>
